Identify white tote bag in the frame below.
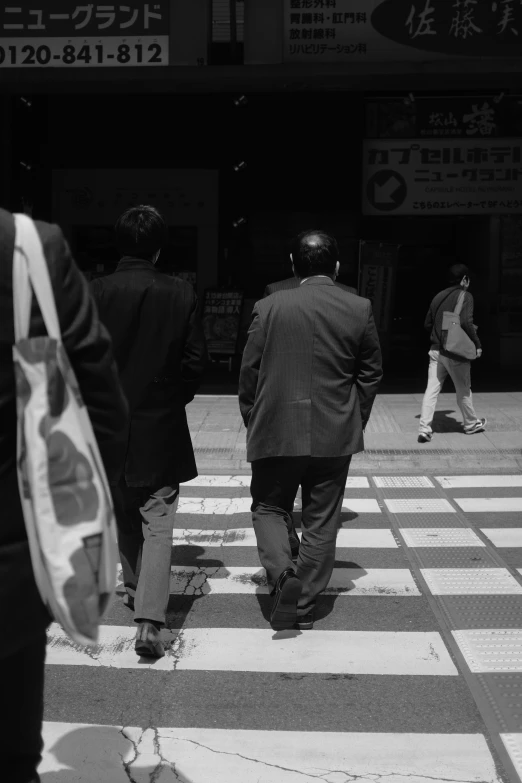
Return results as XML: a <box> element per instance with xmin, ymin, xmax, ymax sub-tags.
<box><xmin>12</xmin><ymin>213</ymin><xmax>118</xmax><ymax>646</ymax></box>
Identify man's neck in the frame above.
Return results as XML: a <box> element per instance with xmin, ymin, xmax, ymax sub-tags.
<box><xmin>299</xmin><ymin>274</ymin><xmax>334</xmax><ymax>284</ymax></box>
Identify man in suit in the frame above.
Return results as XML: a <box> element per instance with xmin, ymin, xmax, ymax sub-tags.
<box><xmin>239</xmin><ymin>230</ymin><xmax>382</xmax><ymax>632</ymax></box>
<box><xmin>0</xmin><ymin>208</ymin><xmax>128</xmax><ymax>783</ymax></box>
<box><xmin>264</xmin><ymin>273</ymin><xmax>357</xmax><ymax>297</ymax></box>
<box><xmin>92</xmin><ymin>205</ymin><xmax>208</xmax><ymax>658</ymax></box>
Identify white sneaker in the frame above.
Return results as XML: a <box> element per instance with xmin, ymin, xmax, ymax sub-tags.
<box><xmin>466</xmin><ymin>417</ymin><xmax>487</xmax><ymax>435</ymax></box>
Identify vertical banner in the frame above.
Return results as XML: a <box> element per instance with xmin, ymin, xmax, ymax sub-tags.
<box><xmin>202</xmin><ymin>289</ymin><xmax>244</xmax><ymax>354</ymax></box>
<box><xmin>359</xmin><ymin>241</ymin><xmax>399</xmax><ymax>352</ymax></box>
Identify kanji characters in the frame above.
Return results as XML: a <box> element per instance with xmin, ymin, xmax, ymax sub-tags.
<box><xmin>495</xmin><ymin>0</ymin><xmax>519</xmax><ymax>35</ymax></box>
<box><xmin>463</xmin><ymin>102</ymin><xmax>496</xmax><ymax>136</ymax></box>
<box><xmin>405</xmin><ymin>0</ymin><xmax>436</xmax><ymax>38</ymax></box>
<box><xmin>449</xmin><ymin>0</ymin><xmax>482</xmax><ymax>39</ymax></box>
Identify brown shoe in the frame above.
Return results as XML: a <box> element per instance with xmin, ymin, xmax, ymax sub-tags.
<box><xmin>135</xmin><ymin>621</ymin><xmax>165</xmax><ymax>658</ymax></box>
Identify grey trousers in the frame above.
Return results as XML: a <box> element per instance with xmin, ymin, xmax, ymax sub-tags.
<box><xmin>112</xmin><ymin>478</ymin><xmax>179</xmax><ymax>626</ymax></box>
<box><xmin>250</xmin><ymin>455</ymin><xmax>352</xmax><ymax>615</ymax></box>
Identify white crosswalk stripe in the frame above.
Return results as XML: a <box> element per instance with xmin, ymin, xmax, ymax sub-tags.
<box><xmin>41</xmin><ymin>471</ymin><xmax>518</xmax><ymax>782</ymax></box>
<box><xmin>40</xmin><ymin>723</ymin><xmax>503</xmax><ymax>783</ymax></box>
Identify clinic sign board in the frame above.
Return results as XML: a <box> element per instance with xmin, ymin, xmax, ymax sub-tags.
<box><xmin>362</xmin><ymin>138</ymin><xmax>522</xmax><ymax>216</ymax></box>
<box><xmin>284</xmin><ymin>0</ymin><xmax>522</xmax><ymax>62</ymax></box>
<box><xmin>0</xmin><ymin>1</ymin><xmax>169</xmax><ymax>67</ymax></box>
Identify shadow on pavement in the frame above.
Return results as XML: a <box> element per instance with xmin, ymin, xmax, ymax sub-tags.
<box><xmin>40</xmin><ymin>725</ymin><xmax>192</xmax><ymax>782</ymax></box>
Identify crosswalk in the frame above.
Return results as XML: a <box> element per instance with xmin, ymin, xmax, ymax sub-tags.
<box><xmin>40</xmin><ymin>472</ymin><xmax>522</xmax><ymax>782</ymax></box>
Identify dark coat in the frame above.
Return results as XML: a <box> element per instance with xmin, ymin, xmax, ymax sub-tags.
<box><xmin>264</xmin><ymin>276</ymin><xmax>357</xmax><ymax>297</ymax></box>
<box><xmin>91</xmin><ymin>258</ymin><xmax>208</xmax><ymax>488</ymax></box>
<box><xmin>0</xmin><ymin>209</ymin><xmax>128</xmax><ymax>653</ymax></box>
<box><xmin>239</xmin><ymin>277</ymin><xmax>382</xmax><ymax>462</ymax></box>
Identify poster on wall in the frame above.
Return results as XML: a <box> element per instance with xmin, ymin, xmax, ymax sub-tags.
<box><xmin>362</xmin><ymin>138</ymin><xmax>522</xmax><ymax>216</ymax></box>
<box><xmin>284</xmin><ymin>0</ymin><xmax>522</xmax><ymax>62</ymax></box>
<box><xmin>0</xmin><ymin>1</ymin><xmax>169</xmax><ymax>68</ymax></box>
<box><xmin>203</xmin><ymin>290</ymin><xmax>244</xmax><ymax>355</ymax></box>
<box><xmin>358</xmin><ymin>242</ymin><xmax>398</xmax><ymax>341</ymax></box>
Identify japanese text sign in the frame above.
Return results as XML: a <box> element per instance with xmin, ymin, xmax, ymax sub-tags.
<box><xmin>362</xmin><ymin>138</ymin><xmax>522</xmax><ymax>216</ymax></box>
<box><xmin>203</xmin><ymin>290</ymin><xmax>244</xmax><ymax>354</ymax></box>
<box><xmin>285</xmin><ymin>0</ymin><xmax>522</xmax><ymax>61</ymax></box>
<box><xmin>0</xmin><ymin>1</ymin><xmax>169</xmax><ymax>67</ymax></box>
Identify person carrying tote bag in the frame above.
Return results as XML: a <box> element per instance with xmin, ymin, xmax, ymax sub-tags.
<box><xmin>12</xmin><ymin>212</ymin><xmax>122</xmax><ymax>647</ymax></box>
<box><xmin>442</xmin><ymin>290</ymin><xmax>477</xmax><ymax>361</ymax></box>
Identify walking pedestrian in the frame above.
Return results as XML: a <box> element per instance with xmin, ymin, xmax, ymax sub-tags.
<box><xmin>0</xmin><ymin>208</ymin><xmax>128</xmax><ymax>783</ymax></box>
<box><xmin>418</xmin><ymin>263</ymin><xmax>486</xmax><ymax>443</ymax></box>
<box><xmin>239</xmin><ymin>230</ymin><xmax>382</xmax><ymax>631</ymax></box>
<box><xmin>91</xmin><ymin>205</ymin><xmax>208</xmax><ymax>658</ymax></box>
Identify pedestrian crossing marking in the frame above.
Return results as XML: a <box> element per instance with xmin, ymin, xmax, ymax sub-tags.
<box><xmin>171</xmin><ymin>528</ymin><xmax>399</xmax><ymax>548</ymax></box>
<box><xmin>46</xmin><ymin>625</ymin><xmax>458</xmax><ymax>675</ymax></box>
<box><xmin>400</xmin><ymin>528</ymin><xmax>485</xmax><ymax>548</ymax></box>
<box><xmin>437</xmin><ymin>475</ymin><xmax>522</xmax><ymax>488</ymax></box>
<box><xmin>141</xmin><ymin>566</ymin><xmax>420</xmax><ymax>596</ymax></box>
<box><xmin>183</xmin><ymin>475</ymin><xmax>370</xmax><ymax>488</ymax></box>
<box><xmin>453</xmin><ymin>629</ymin><xmax>522</xmax><ymax>673</ymax></box>
<box><xmin>39</xmin><ymin>723</ymin><xmax>503</xmax><ymax>783</ymax></box>
<box><xmin>374</xmin><ymin>476</ymin><xmax>434</xmax><ymax>488</ymax></box>
<box><xmin>176</xmin><ymin>497</ymin><xmax>380</xmax><ymax>514</ymax></box>
<box><xmin>454</xmin><ymin>498</ymin><xmax>522</xmax><ymax>513</ymax></box>
<box><xmin>482</xmin><ymin>529</ymin><xmax>522</xmax><ymax>548</ymax></box>
<box><xmin>500</xmin><ymin>734</ymin><xmax>522</xmax><ymax>780</ymax></box>
<box><xmin>421</xmin><ymin>568</ymin><xmax>522</xmax><ymax>595</ymax></box>
<box><xmin>384</xmin><ymin>498</ymin><xmax>456</xmax><ymax>513</ymax></box>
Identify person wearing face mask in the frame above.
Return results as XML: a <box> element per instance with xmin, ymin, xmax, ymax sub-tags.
<box><xmin>418</xmin><ymin>262</ymin><xmax>486</xmax><ymax>443</ymax></box>
<box><xmin>91</xmin><ymin>205</ymin><xmax>208</xmax><ymax>658</ymax></box>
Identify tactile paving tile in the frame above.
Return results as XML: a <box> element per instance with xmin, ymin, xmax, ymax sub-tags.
<box><xmin>392</xmin><ymin>513</ymin><xmax>464</xmax><ymax>529</ymax></box>
<box><xmin>453</xmin><ymin>629</ymin><xmax>522</xmax><ymax>673</ymax></box>
<box><xmin>400</xmin><ymin>528</ymin><xmax>485</xmax><ymax>548</ymax></box>
<box><xmin>414</xmin><ymin>549</ymin><xmax>497</xmax><ymax>568</ymax></box>
<box><xmin>373</xmin><ymin>476</ymin><xmax>434</xmax><ymax>488</ymax></box>
<box><xmin>385</xmin><ymin>499</ymin><xmax>456</xmax><ymax>513</ymax></box>
<box><xmin>440</xmin><ymin>596</ymin><xmax>522</xmax><ymax>630</ymax></box>
<box><xmin>421</xmin><ymin>568</ymin><xmax>522</xmax><ymax>595</ymax></box>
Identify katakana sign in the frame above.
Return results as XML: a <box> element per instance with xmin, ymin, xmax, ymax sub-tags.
<box><xmin>0</xmin><ymin>1</ymin><xmax>169</xmax><ymax>67</ymax></box>
<box><xmin>362</xmin><ymin>139</ymin><xmax>522</xmax><ymax>216</ymax></box>
<box><xmin>284</xmin><ymin>0</ymin><xmax>522</xmax><ymax>61</ymax></box>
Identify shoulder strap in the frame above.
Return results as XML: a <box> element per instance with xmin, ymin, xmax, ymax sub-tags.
<box><xmin>433</xmin><ymin>289</ymin><xmax>456</xmax><ymax>323</ymax></box>
<box><xmin>13</xmin><ymin>214</ymin><xmax>61</xmax><ymax>341</ymax></box>
<box><xmin>454</xmin><ymin>290</ymin><xmax>466</xmax><ymax>316</ymax></box>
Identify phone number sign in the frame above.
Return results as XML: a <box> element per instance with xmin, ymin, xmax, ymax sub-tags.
<box><xmin>0</xmin><ymin>2</ymin><xmax>169</xmax><ymax>67</ymax></box>
<box><xmin>362</xmin><ymin>139</ymin><xmax>522</xmax><ymax>216</ymax></box>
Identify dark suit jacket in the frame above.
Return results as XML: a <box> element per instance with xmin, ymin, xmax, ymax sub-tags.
<box><xmin>264</xmin><ymin>276</ymin><xmax>357</xmax><ymax>297</ymax></box>
<box><xmin>239</xmin><ymin>277</ymin><xmax>382</xmax><ymax>462</ymax></box>
<box><xmin>0</xmin><ymin>209</ymin><xmax>128</xmax><ymax>652</ymax></box>
<box><xmin>91</xmin><ymin>258</ymin><xmax>208</xmax><ymax>488</ymax></box>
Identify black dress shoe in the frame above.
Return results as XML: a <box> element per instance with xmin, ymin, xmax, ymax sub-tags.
<box><xmin>296</xmin><ymin>612</ymin><xmax>314</xmax><ymax>630</ymax></box>
<box><xmin>270</xmin><ymin>569</ymin><xmax>302</xmax><ymax>631</ymax></box>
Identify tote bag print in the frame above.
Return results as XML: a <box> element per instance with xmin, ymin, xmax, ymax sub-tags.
<box><xmin>12</xmin><ymin>213</ymin><xmax>118</xmax><ymax>646</ymax></box>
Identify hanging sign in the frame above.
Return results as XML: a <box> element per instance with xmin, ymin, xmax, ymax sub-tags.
<box><xmin>203</xmin><ymin>290</ymin><xmax>244</xmax><ymax>355</ymax></box>
<box><xmin>284</xmin><ymin>0</ymin><xmax>522</xmax><ymax>62</ymax></box>
<box><xmin>0</xmin><ymin>1</ymin><xmax>169</xmax><ymax>67</ymax></box>
<box><xmin>358</xmin><ymin>242</ymin><xmax>398</xmax><ymax>337</ymax></box>
<box><xmin>362</xmin><ymin>138</ymin><xmax>522</xmax><ymax>216</ymax></box>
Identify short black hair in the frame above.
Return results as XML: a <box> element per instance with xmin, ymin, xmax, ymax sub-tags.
<box><xmin>448</xmin><ymin>263</ymin><xmax>470</xmax><ymax>285</ymax></box>
<box><xmin>114</xmin><ymin>205</ymin><xmax>168</xmax><ymax>261</ymax></box>
<box><xmin>291</xmin><ymin>230</ymin><xmax>339</xmax><ymax>278</ymax></box>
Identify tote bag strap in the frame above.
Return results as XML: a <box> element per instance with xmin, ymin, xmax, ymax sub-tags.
<box><xmin>13</xmin><ymin>214</ymin><xmax>61</xmax><ymax>342</ymax></box>
<box><xmin>454</xmin><ymin>289</ymin><xmax>466</xmax><ymax>317</ymax></box>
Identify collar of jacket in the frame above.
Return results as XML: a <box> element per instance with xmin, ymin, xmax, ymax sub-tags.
<box><xmin>115</xmin><ymin>256</ymin><xmax>156</xmax><ymax>272</ymax></box>
<box><xmin>300</xmin><ymin>276</ymin><xmax>335</xmax><ymax>286</ymax></box>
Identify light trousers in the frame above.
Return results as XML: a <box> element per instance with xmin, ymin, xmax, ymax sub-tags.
<box><xmin>419</xmin><ymin>349</ymin><xmax>480</xmax><ymax>434</ymax></box>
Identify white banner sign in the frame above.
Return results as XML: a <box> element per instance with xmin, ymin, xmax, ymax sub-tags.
<box><xmin>362</xmin><ymin>138</ymin><xmax>522</xmax><ymax>216</ymax></box>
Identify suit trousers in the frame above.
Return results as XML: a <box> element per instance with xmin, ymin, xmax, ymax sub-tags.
<box><xmin>0</xmin><ymin>633</ymin><xmax>46</xmax><ymax>783</ymax></box>
<box><xmin>250</xmin><ymin>455</ymin><xmax>352</xmax><ymax>615</ymax></box>
<box><xmin>112</xmin><ymin>478</ymin><xmax>179</xmax><ymax>626</ymax></box>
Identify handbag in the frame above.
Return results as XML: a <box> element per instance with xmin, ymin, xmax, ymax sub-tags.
<box><xmin>12</xmin><ymin>213</ymin><xmax>118</xmax><ymax>646</ymax></box>
<box><xmin>442</xmin><ymin>290</ymin><xmax>477</xmax><ymax>361</ymax></box>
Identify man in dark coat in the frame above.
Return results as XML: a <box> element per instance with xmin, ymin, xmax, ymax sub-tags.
<box><xmin>239</xmin><ymin>230</ymin><xmax>382</xmax><ymax>632</ymax></box>
<box><xmin>0</xmin><ymin>208</ymin><xmax>128</xmax><ymax>783</ymax></box>
<box><xmin>91</xmin><ymin>205</ymin><xmax>208</xmax><ymax>658</ymax></box>
<box><xmin>264</xmin><ymin>276</ymin><xmax>357</xmax><ymax>297</ymax></box>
